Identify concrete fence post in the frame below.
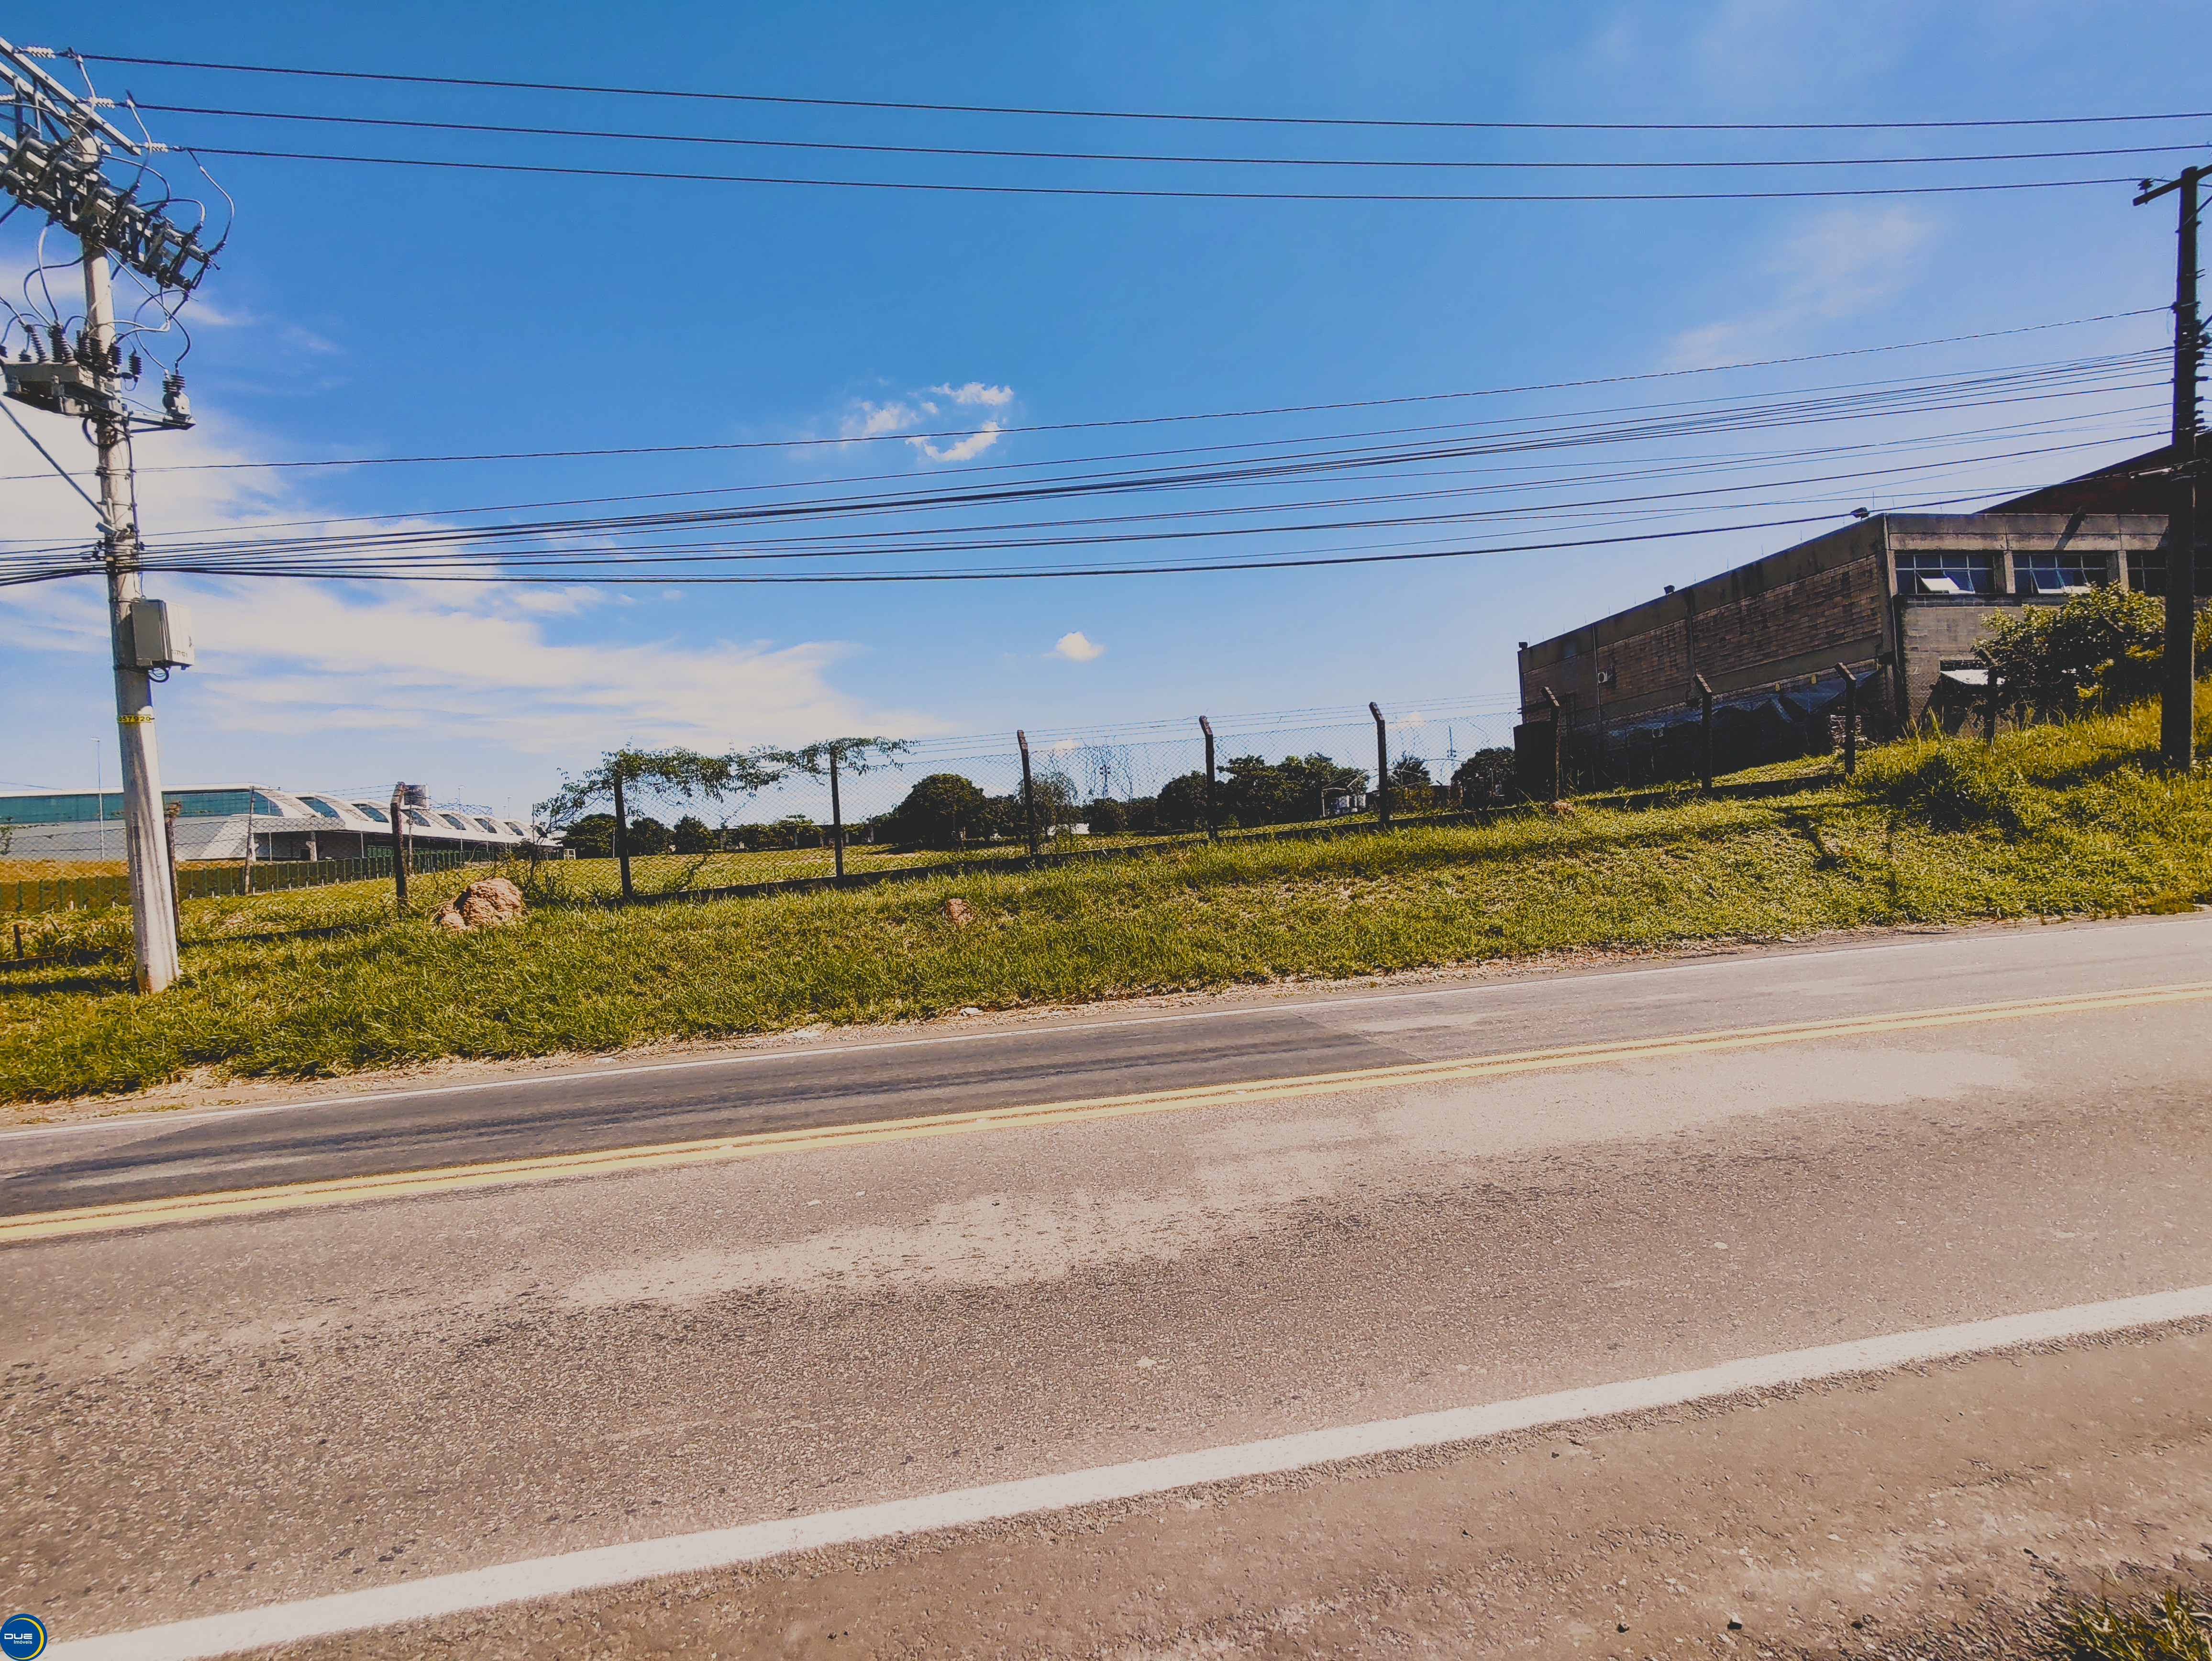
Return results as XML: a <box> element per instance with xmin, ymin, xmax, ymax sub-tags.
<box><xmin>1017</xmin><ymin>730</ymin><xmax>1040</xmax><ymax>858</ymax></box>
<box><xmin>1542</xmin><ymin>687</ymin><xmax>1565</xmax><ymax>803</ymax></box>
<box><xmin>1199</xmin><ymin>716</ymin><xmax>1217</xmax><ymax>843</ymax></box>
<box><xmin>1833</xmin><ymin>663</ymin><xmax>1860</xmax><ymax>777</ymax></box>
<box><xmin>1694</xmin><ymin>675</ymin><xmax>1715</xmax><ymax>794</ymax></box>
<box><xmin>1370</xmin><ymin>702</ymin><xmax>1391</xmax><ymax>827</ymax></box>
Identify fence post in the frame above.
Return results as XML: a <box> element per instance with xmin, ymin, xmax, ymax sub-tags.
<box><xmin>613</xmin><ymin>769</ymin><xmax>634</xmax><ymax>900</ymax></box>
<box><xmin>1369</xmin><ymin>702</ymin><xmax>1391</xmax><ymax>827</ymax></box>
<box><xmin>389</xmin><ymin>784</ymin><xmax>410</xmax><ymax>914</ymax></box>
<box><xmin>1694</xmin><ymin>674</ymin><xmax>1715</xmax><ymax>793</ymax></box>
<box><xmin>829</xmin><ymin>746</ymin><xmax>846</xmax><ymax>881</ymax></box>
<box><xmin>1198</xmin><ymin>716</ymin><xmax>1217</xmax><ymax>842</ymax></box>
<box><xmin>1017</xmin><ymin>730</ymin><xmax>1040</xmax><ymax>858</ymax></box>
<box><xmin>1542</xmin><ymin>687</ymin><xmax>1565</xmax><ymax>803</ymax></box>
<box><xmin>1833</xmin><ymin>663</ymin><xmax>1859</xmax><ymax>776</ymax></box>
<box><xmin>164</xmin><ymin>801</ymin><xmax>183</xmax><ymax>941</ymax></box>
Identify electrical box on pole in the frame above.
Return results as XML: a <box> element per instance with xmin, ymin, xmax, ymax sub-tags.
<box><xmin>0</xmin><ymin>35</ymin><xmax>228</xmax><ymax>994</ymax></box>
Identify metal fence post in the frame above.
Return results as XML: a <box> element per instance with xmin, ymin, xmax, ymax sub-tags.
<box><xmin>828</xmin><ymin>746</ymin><xmax>845</xmax><ymax>880</ymax></box>
<box><xmin>1370</xmin><ymin>701</ymin><xmax>1390</xmax><ymax>827</ymax></box>
<box><xmin>1695</xmin><ymin>674</ymin><xmax>1715</xmax><ymax>793</ymax></box>
<box><xmin>1199</xmin><ymin>716</ymin><xmax>1217</xmax><ymax>842</ymax></box>
<box><xmin>1017</xmin><ymin>730</ymin><xmax>1040</xmax><ymax>857</ymax></box>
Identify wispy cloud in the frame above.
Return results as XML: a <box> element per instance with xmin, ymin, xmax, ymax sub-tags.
<box><xmin>1051</xmin><ymin>630</ymin><xmax>1106</xmax><ymax>662</ymax></box>
<box><xmin>834</xmin><ymin>379</ymin><xmax>1018</xmax><ymax>464</ymax></box>
<box><xmin>930</xmin><ymin>382</ymin><xmax>1016</xmax><ymax>408</ymax></box>
<box><xmin>910</xmin><ymin>421</ymin><xmax>1003</xmax><ymax>463</ymax></box>
<box><xmin>1661</xmin><ymin>206</ymin><xmax>1935</xmax><ymax>369</ymax></box>
<box><xmin>840</xmin><ymin>400</ymin><xmax>921</xmax><ymax>439</ymax></box>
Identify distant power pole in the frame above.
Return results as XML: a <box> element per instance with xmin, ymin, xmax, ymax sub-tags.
<box><xmin>2137</xmin><ymin>165</ymin><xmax>2206</xmax><ymax>772</ymax></box>
<box><xmin>2</xmin><ymin>38</ymin><xmax>220</xmax><ymax>991</ymax></box>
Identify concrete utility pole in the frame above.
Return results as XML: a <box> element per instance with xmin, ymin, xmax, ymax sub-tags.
<box><xmin>2137</xmin><ymin>166</ymin><xmax>2205</xmax><ymax>771</ymax></box>
<box><xmin>3</xmin><ymin>40</ymin><xmax>219</xmax><ymax>992</ymax></box>
<box><xmin>84</xmin><ymin>229</ymin><xmax>180</xmax><ymax>989</ymax></box>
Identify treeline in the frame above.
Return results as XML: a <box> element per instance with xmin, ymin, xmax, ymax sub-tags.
<box><xmin>877</xmin><ymin>747</ymin><xmax>1524</xmax><ymax>849</ymax></box>
<box><xmin>557</xmin><ymin>748</ymin><xmax>1524</xmax><ymax>857</ymax></box>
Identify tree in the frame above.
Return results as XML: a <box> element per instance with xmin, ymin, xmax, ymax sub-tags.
<box><xmin>1085</xmin><ymin>797</ymin><xmax>1128</xmax><ymax>834</ymax></box>
<box><xmin>671</xmin><ymin>815</ymin><xmax>717</xmax><ymax>854</ymax></box>
<box><xmin>563</xmin><ymin>812</ymin><xmax>618</xmax><ymax>858</ymax></box>
<box><xmin>625</xmin><ymin>816</ymin><xmax>672</xmax><ymax>855</ymax></box>
<box><xmin>1219</xmin><ymin>752</ymin><xmax>1368</xmax><ymax>826</ymax></box>
<box><xmin>1389</xmin><ymin>754</ymin><xmax>1432</xmax><ymax>788</ymax></box>
<box><xmin>1452</xmin><ymin>748</ymin><xmax>1518</xmax><ymax>806</ymax></box>
<box><xmin>886</xmin><ymin>773</ymin><xmax>987</xmax><ymax>847</ymax></box>
<box><xmin>1153</xmin><ymin>771</ymin><xmax>1210</xmax><ymax>831</ymax></box>
<box><xmin>535</xmin><ymin>746</ymin><xmax>783</xmax><ymax>899</ymax></box>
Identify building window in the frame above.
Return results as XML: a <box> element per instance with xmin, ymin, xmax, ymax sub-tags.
<box><xmin>299</xmin><ymin>796</ymin><xmax>346</xmax><ymax>820</ymax></box>
<box><xmin>2124</xmin><ymin>552</ymin><xmax>2212</xmax><ymax>596</ymax></box>
<box><xmin>1894</xmin><ymin>551</ymin><xmax>1996</xmax><ymax>595</ymax></box>
<box><xmin>2016</xmin><ymin>552</ymin><xmax>2103</xmax><ymax>595</ymax></box>
<box><xmin>351</xmin><ymin>801</ymin><xmax>389</xmax><ymax>824</ymax></box>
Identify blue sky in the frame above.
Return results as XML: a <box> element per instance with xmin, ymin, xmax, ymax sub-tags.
<box><xmin>2</xmin><ymin>0</ymin><xmax>2206</xmax><ymax>819</ymax></box>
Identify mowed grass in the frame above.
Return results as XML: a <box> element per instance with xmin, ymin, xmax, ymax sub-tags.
<box><xmin>7</xmin><ymin>700</ymin><xmax>2212</xmax><ymax>1103</ymax></box>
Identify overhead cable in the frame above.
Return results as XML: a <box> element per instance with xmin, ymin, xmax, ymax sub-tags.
<box><xmin>63</xmin><ymin>52</ymin><xmax>2212</xmax><ymax>134</ymax></box>
<box><xmin>0</xmin><ymin>307</ymin><xmax>2167</xmax><ymax>484</ymax></box>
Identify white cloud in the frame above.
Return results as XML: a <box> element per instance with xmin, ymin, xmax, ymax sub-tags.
<box><xmin>166</xmin><ymin>577</ymin><xmax>917</xmax><ymax>754</ymax></box>
<box><xmin>0</xmin><ymin>389</ymin><xmax>940</xmax><ymax>777</ymax></box>
<box><xmin>1661</xmin><ymin>206</ymin><xmax>1936</xmax><ymax>369</ymax></box>
<box><xmin>1052</xmin><ymin>630</ymin><xmax>1106</xmax><ymax>662</ymax></box>
<box><xmin>841</xmin><ymin>400</ymin><xmax>920</xmax><ymax>439</ymax></box>
<box><xmin>832</xmin><ymin>381</ymin><xmax>1017</xmax><ymax>465</ymax></box>
<box><xmin>929</xmin><ymin>382</ymin><xmax>1016</xmax><ymax>408</ymax></box>
<box><xmin>909</xmin><ymin>421</ymin><xmax>1003</xmax><ymax>464</ymax></box>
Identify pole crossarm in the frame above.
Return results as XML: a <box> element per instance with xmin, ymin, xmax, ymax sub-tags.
<box><xmin>0</xmin><ymin>36</ymin><xmax>220</xmax><ymax>291</ymax></box>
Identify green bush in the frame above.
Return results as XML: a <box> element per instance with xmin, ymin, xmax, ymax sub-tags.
<box><xmin>1980</xmin><ymin>587</ymin><xmax>2212</xmax><ymax>716</ymax></box>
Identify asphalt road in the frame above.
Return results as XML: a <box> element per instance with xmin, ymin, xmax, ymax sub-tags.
<box><xmin>4</xmin><ymin>914</ymin><xmax>2210</xmax><ymax>1213</ymax></box>
<box><xmin>6</xmin><ymin>915</ymin><xmax>2212</xmax><ymax>1657</ymax></box>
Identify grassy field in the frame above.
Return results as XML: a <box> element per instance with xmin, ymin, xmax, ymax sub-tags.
<box><xmin>5</xmin><ymin>703</ymin><xmax>2211</xmax><ymax>1103</ymax></box>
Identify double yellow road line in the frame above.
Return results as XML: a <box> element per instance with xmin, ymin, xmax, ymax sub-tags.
<box><xmin>8</xmin><ymin>979</ymin><xmax>2208</xmax><ymax>1246</ymax></box>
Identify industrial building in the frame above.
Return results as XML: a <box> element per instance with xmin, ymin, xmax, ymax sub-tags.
<box><xmin>1513</xmin><ymin>445</ymin><xmax>2199</xmax><ymax>786</ymax></box>
<box><xmin>0</xmin><ymin>785</ymin><xmax>539</xmax><ymax>864</ymax></box>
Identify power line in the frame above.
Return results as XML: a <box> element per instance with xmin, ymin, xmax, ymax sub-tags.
<box><xmin>129</xmin><ymin>104</ymin><xmax>2212</xmax><ymax>173</ymax></box>
<box><xmin>64</xmin><ymin>52</ymin><xmax>2212</xmax><ymax>134</ymax></box>
<box><xmin>0</xmin><ymin>307</ymin><xmax>2167</xmax><ymax>483</ymax></box>
<box><xmin>4</xmin><ymin>365</ymin><xmax>2151</xmax><ymax>579</ymax></box>
<box><xmin>176</xmin><ymin>145</ymin><xmax>2149</xmax><ymax>203</ymax></box>
<box><xmin>38</xmin><ymin>500</ymin><xmax>2018</xmax><ymax>587</ymax></box>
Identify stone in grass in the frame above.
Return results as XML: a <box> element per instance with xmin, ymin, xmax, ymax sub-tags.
<box><xmin>432</xmin><ymin>876</ymin><xmax>527</xmax><ymax>933</ymax></box>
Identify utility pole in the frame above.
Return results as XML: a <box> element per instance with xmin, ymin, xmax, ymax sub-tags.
<box><xmin>828</xmin><ymin>746</ymin><xmax>845</xmax><ymax>880</ymax></box>
<box><xmin>3</xmin><ymin>38</ymin><xmax>220</xmax><ymax>992</ymax></box>
<box><xmin>2138</xmin><ymin>165</ymin><xmax>2206</xmax><ymax>771</ymax></box>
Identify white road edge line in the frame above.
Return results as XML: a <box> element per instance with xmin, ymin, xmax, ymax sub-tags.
<box><xmin>47</xmin><ymin>1282</ymin><xmax>2212</xmax><ymax>1661</ymax></box>
<box><xmin>6</xmin><ymin>911</ymin><xmax>2201</xmax><ymax>1144</ymax></box>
